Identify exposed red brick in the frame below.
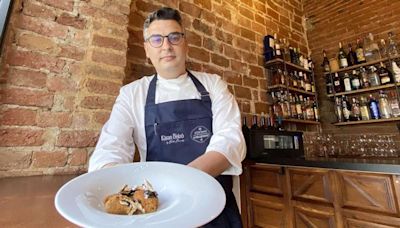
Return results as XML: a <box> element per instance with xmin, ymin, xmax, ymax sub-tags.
<box><xmin>32</xmin><ymin>151</ymin><xmax>68</xmax><ymax>168</ymax></box>
<box><xmin>86</xmin><ymin>79</ymin><xmax>121</xmax><ymax>96</ymax></box>
<box><xmin>3</xmin><ymin>88</ymin><xmax>53</xmax><ymax>108</ymax></box>
<box><xmin>0</xmin><ymin>128</ymin><xmax>44</xmax><ymax>146</ymax></box>
<box><xmin>127</xmin><ymin>44</ymin><xmax>146</xmax><ymax>60</ymax></box>
<box><xmin>194</xmin><ymin>0</ymin><xmax>211</xmax><ymax>10</ymax></box>
<box><xmin>249</xmin><ymin>65</ymin><xmax>264</xmax><ymax>78</ymax></box>
<box><xmin>69</xmin><ymin>148</ymin><xmax>88</xmax><ymax>166</ymax></box>
<box><xmin>92</xmin><ymin>50</ymin><xmax>126</xmax><ymax>67</ymax></box>
<box><xmin>59</xmin><ymin>45</ymin><xmax>86</xmax><ymax>61</ymax></box>
<box><xmin>47</xmin><ymin>76</ymin><xmax>77</xmax><ymax>92</ymax></box>
<box><xmin>223</xmin><ymin>71</ymin><xmax>242</xmax><ymax>85</ymax></box>
<box><xmin>80</xmin><ymin>96</ymin><xmax>115</xmax><ymax>110</ymax></box>
<box><xmin>243</xmin><ymin>76</ymin><xmax>259</xmax><ymax>88</ymax></box>
<box><xmin>8</xmin><ymin>68</ymin><xmax>47</xmax><ymax>88</ymax></box>
<box><xmin>85</xmin><ymin>64</ymin><xmax>125</xmax><ymax>80</ymax></box>
<box><xmin>234</xmin><ymin>86</ymin><xmax>252</xmax><ymax>100</ymax></box>
<box><xmin>70</xmin><ymin>112</ymin><xmax>91</xmax><ymax>129</ymax></box>
<box><xmin>0</xmin><ymin>108</ymin><xmax>37</xmax><ymax>126</ymax></box>
<box><xmin>22</xmin><ymin>1</ymin><xmax>56</xmax><ymax>20</ymax></box>
<box><xmin>17</xmin><ymin>33</ymin><xmax>58</xmax><ymax>53</ymax></box>
<box><xmin>56</xmin><ymin>130</ymin><xmax>99</xmax><ymax>147</ymax></box>
<box><xmin>80</xmin><ymin>4</ymin><xmax>128</xmax><ymax>26</ymax></box>
<box><xmin>0</xmin><ymin>150</ymin><xmax>32</xmax><ymax>170</ymax></box>
<box><xmin>93</xmin><ymin>111</ymin><xmax>111</xmax><ymax>126</ymax></box>
<box><xmin>56</xmin><ymin>13</ymin><xmax>86</xmax><ymax>29</ymax></box>
<box><xmin>135</xmin><ymin>1</ymin><xmax>159</xmax><ymax>13</ymax></box>
<box><xmin>179</xmin><ymin>2</ymin><xmax>202</xmax><ymax>18</ymax></box>
<box><xmin>202</xmin><ymin>64</ymin><xmax>223</xmax><ymax>76</ymax></box>
<box><xmin>186</xmin><ymin>30</ymin><xmax>202</xmax><ymax>47</ymax></box>
<box><xmin>7</xmin><ymin>49</ymin><xmax>65</xmax><ymax>73</ymax></box>
<box><xmin>128</xmin><ymin>12</ymin><xmax>145</xmax><ymax>29</ymax></box>
<box><xmin>15</xmin><ymin>15</ymin><xmax>68</xmax><ymax>39</ymax></box>
<box><xmin>92</xmin><ymin>35</ymin><xmax>127</xmax><ymax>52</ymax></box>
<box><xmin>37</xmin><ymin>112</ymin><xmax>72</xmax><ymax>128</ymax></box>
<box><xmin>193</xmin><ymin>19</ymin><xmax>212</xmax><ymax>36</ymax></box>
<box><xmin>254</xmin><ymin>102</ymin><xmax>268</xmax><ymax>114</ymax></box>
<box><xmin>211</xmin><ymin>53</ymin><xmax>229</xmax><ymax>67</ymax></box>
<box><xmin>188</xmin><ymin>46</ymin><xmax>210</xmax><ymax>62</ymax></box>
<box><xmin>39</xmin><ymin>0</ymin><xmax>74</xmax><ymax>11</ymax></box>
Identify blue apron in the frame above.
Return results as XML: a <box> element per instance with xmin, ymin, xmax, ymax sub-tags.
<box><xmin>144</xmin><ymin>71</ymin><xmax>242</xmax><ymax>228</ymax></box>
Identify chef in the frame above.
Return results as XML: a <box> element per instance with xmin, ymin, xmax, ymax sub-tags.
<box><xmin>89</xmin><ymin>7</ymin><xmax>246</xmax><ymax>227</ymax></box>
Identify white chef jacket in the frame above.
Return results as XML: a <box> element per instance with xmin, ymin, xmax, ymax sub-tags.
<box><xmin>88</xmin><ymin>71</ymin><xmax>246</xmax><ymax>175</ymax></box>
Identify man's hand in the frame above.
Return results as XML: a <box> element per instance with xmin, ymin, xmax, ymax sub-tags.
<box><xmin>188</xmin><ymin>151</ymin><xmax>230</xmax><ymax>177</ymax></box>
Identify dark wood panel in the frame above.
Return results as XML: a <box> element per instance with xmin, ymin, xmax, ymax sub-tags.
<box><xmin>287</xmin><ymin>167</ymin><xmax>334</xmax><ymax>204</ymax></box>
<box><xmin>336</xmin><ymin>171</ymin><xmax>399</xmax><ymax>215</ymax></box>
<box><xmin>292</xmin><ymin>201</ymin><xmax>336</xmax><ymax>228</ymax></box>
<box><xmin>249</xmin><ymin>165</ymin><xmax>284</xmax><ymax>195</ymax></box>
<box><xmin>249</xmin><ymin>192</ymin><xmax>287</xmax><ymax>228</ymax></box>
<box><xmin>342</xmin><ymin>208</ymin><xmax>400</xmax><ymax>227</ymax></box>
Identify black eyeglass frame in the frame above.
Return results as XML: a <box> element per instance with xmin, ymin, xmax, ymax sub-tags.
<box><xmin>145</xmin><ymin>32</ymin><xmax>185</xmax><ymax>48</ymax></box>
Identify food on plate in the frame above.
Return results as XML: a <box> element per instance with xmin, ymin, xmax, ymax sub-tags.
<box><xmin>104</xmin><ymin>180</ymin><xmax>158</xmax><ymax>215</ymax></box>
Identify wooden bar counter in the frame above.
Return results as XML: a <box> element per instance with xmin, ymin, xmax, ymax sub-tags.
<box><xmin>0</xmin><ymin>175</ymin><xmax>78</xmax><ymax>227</ymax></box>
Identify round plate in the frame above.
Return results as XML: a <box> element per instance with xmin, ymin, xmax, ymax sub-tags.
<box><xmin>55</xmin><ymin>162</ymin><xmax>226</xmax><ymax>228</ymax></box>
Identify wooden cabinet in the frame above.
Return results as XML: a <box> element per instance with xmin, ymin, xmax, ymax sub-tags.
<box><xmin>241</xmin><ymin>163</ymin><xmax>400</xmax><ymax>228</ymax></box>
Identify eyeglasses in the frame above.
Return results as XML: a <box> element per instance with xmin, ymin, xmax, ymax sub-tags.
<box><xmin>145</xmin><ymin>32</ymin><xmax>185</xmax><ymax>48</ymax></box>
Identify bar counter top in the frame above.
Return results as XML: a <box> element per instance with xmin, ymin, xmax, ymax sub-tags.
<box><xmin>0</xmin><ymin>175</ymin><xmax>78</xmax><ymax>227</ymax></box>
<box><xmin>249</xmin><ymin>157</ymin><xmax>400</xmax><ymax>174</ymax></box>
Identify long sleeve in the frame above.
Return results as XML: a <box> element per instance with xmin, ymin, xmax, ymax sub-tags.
<box><xmin>205</xmin><ymin>75</ymin><xmax>246</xmax><ymax>175</ymax></box>
<box><xmin>88</xmin><ymin>86</ymin><xmax>136</xmax><ymax>172</ymax></box>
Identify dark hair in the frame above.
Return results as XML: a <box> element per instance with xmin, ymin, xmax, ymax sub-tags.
<box><xmin>143</xmin><ymin>7</ymin><xmax>182</xmax><ymax>39</ymax></box>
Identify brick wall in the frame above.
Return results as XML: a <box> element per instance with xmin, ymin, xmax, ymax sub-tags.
<box><xmin>0</xmin><ymin>0</ymin><xmax>307</xmax><ymax>177</ymax></box>
<box><xmin>303</xmin><ymin>0</ymin><xmax>400</xmax><ymax>157</ymax></box>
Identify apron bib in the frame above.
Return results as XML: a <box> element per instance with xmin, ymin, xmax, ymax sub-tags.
<box><xmin>144</xmin><ymin>71</ymin><xmax>242</xmax><ymax>227</ymax></box>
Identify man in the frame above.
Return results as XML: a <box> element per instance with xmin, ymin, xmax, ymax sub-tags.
<box><xmin>89</xmin><ymin>7</ymin><xmax>246</xmax><ymax>227</ymax></box>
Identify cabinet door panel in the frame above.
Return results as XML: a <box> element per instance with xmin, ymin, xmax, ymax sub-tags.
<box><xmin>249</xmin><ymin>192</ymin><xmax>287</xmax><ymax>228</ymax></box>
<box><xmin>344</xmin><ymin>218</ymin><xmax>396</xmax><ymax>228</ymax></box>
<box><xmin>337</xmin><ymin>171</ymin><xmax>399</xmax><ymax>215</ymax></box>
<box><xmin>288</xmin><ymin>168</ymin><xmax>334</xmax><ymax>204</ymax></box>
<box><xmin>249</xmin><ymin>165</ymin><xmax>284</xmax><ymax>195</ymax></box>
<box><xmin>342</xmin><ymin>208</ymin><xmax>400</xmax><ymax>227</ymax></box>
<box><xmin>293</xmin><ymin>201</ymin><xmax>336</xmax><ymax>228</ymax></box>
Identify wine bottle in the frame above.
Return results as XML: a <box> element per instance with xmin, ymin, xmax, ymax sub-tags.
<box><xmin>338</xmin><ymin>42</ymin><xmax>349</xmax><ymax>68</ymax></box>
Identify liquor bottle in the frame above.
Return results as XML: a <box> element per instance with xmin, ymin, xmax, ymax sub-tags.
<box><xmin>295</xmin><ymin>95</ymin><xmax>303</xmax><ymax>119</ymax></box>
<box><xmin>360</xmin><ymin>67</ymin><xmax>370</xmax><ymax>88</ymax></box>
<box><xmin>347</xmin><ymin>43</ymin><xmax>358</xmax><ymax>66</ymax></box>
<box><xmin>341</xmin><ymin>95</ymin><xmax>351</xmax><ymax>122</ymax></box>
<box><xmin>242</xmin><ymin>116</ymin><xmax>250</xmax><ymax>134</ymax></box>
<box><xmin>379</xmin><ymin>39</ymin><xmax>387</xmax><ymax>58</ymax></box>
<box><xmin>322</xmin><ymin>50</ymin><xmax>330</xmax><ymax>72</ymax></box>
<box><xmin>311</xmin><ymin>77</ymin><xmax>316</xmax><ymax>93</ymax></box>
<box><xmin>359</xmin><ymin>96</ymin><xmax>371</xmax><ymax>121</ymax></box>
<box><xmin>378</xmin><ymin>90</ymin><xmax>392</xmax><ymax>119</ymax></box>
<box><xmin>305</xmin><ymin>97</ymin><xmax>315</xmax><ymax>120</ymax></box>
<box><xmin>290</xmin><ymin>94</ymin><xmax>297</xmax><ymax>119</ymax></box>
<box><xmin>289</xmin><ymin>47</ymin><xmax>295</xmax><ymax>64</ymax></box>
<box><xmin>368</xmin><ymin>94</ymin><xmax>380</xmax><ymax>119</ymax></box>
<box><xmin>259</xmin><ymin>112</ymin><xmax>267</xmax><ymax>129</ymax></box>
<box><xmin>364</xmin><ymin>33</ymin><xmax>380</xmax><ymax>62</ymax></box>
<box><xmin>356</xmin><ymin>38</ymin><xmax>366</xmax><ymax>64</ymax></box>
<box><xmin>350</xmin><ymin>97</ymin><xmax>361</xmax><ymax>121</ymax></box>
<box><xmin>283</xmin><ymin>38</ymin><xmax>290</xmax><ymax>61</ymax></box>
<box><xmin>299</xmin><ymin>72</ymin><xmax>305</xmax><ymax>90</ymax></box>
<box><xmin>391</xmin><ymin>61</ymin><xmax>400</xmax><ymax>83</ymax></box>
<box><xmin>325</xmin><ymin>75</ymin><xmax>334</xmax><ymax>94</ymax></box>
<box><xmin>368</xmin><ymin>66</ymin><xmax>381</xmax><ymax>87</ymax></box>
<box><xmin>272</xmin><ymin>69</ymin><xmax>281</xmax><ymax>85</ymax></box>
<box><xmin>387</xmin><ymin>32</ymin><xmax>399</xmax><ymax>57</ymax></box>
<box><xmin>351</xmin><ymin>70</ymin><xmax>361</xmax><ymax>90</ymax></box>
<box><xmin>274</xmin><ymin>33</ymin><xmax>282</xmax><ymax>59</ymax></box>
<box><xmin>378</xmin><ymin>62</ymin><xmax>392</xmax><ymax>85</ymax></box>
<box><xmin>335</xmin><ymin>97</ymin><xmax>343</xmax><ymax>122</ymax></box>
<box><xmin>388</xmin><ymin>91</ymin><xmax>400</xmax><ymax>117</ymax></box>
<box><xmin>313</xmin><ymin>100</ymin><xmax>320</xmax><ymax>121</ymax></box>
<box><xmin>251</xmin><ymin>114</ymin><xmax>259</xmax><ymax>130</ymax></box>
<box><xmin>338</xmin><ymin>42</ymin><xmax>349</xmax><ymax>68</ymax></box>
<box><xmin>272</xmin><ymin>92</ymin><xmax>284</xmax><ymax>121</ymax></box>
<box><xmin>333</xmin><ymin>72</ymin><xmax>342</xmax><ymax>93</ymax></box>
<box><xmin>280</xmin><ymin>91</ymin><xmax>289</xmax><ymax>118</ymax></box>
<box><xmin>292</xmin><ymin>71</ymin><xmax>298</xmax><ymax>88</ymax></box>
<box><xmin>268</xmin><ymin>106</ymin><xmax>276</xmax><ymax>130</ymax></box>
<box><xmin>304</xmin><ymin>73</ymin><xmax>312</xmax><ymax>92</ymax></box>
<box><xmin>263</xmin><ymin>34</ymin><xmax>275</xmax><ymax>61</ymax></box>
<box><xmin>343</xmin><ymin>73</ymin><xmax>352</xmax><ymax>92</ymax></box>
<box><xmin>307</xmin><ymin>54</ymin><xmax>314</xmax><ymax>70</ymax></box>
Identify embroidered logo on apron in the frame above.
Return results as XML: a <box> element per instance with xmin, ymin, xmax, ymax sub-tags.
<box><xmin>190</xmin><ymin>126</ymin><xmax>211</xmax><ymax>143</ymax></box>
<box><xmin>160</xmin><ymin>133</ymin><xmax>185</xmax><ymax>145</ymax></box>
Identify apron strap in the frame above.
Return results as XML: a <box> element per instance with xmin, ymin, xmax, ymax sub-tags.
<box><xmin>145</xmin><ymin>70</ymin><xmax>211</xmax><ymax>105</ymax></box>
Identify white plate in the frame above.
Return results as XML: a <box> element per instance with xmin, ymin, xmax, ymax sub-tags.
<box><xmin>55</xmin><ymin>162</ymin><xmax>226</xmax><ymax>228</ymax></box>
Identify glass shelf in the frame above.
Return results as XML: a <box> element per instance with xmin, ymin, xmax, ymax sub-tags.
<box><xmin>333</xmin><ymin>117</ymin><xmax>400</xmax><ymax>126</ymax></box>
<box><xmin>284</xmin><ymin>118</ymin><xmax>320</xmax><ymax>125</ymax></box>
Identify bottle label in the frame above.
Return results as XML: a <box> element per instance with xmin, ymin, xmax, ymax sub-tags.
<box><xmin>340</xmin><ymin>58</ymin><xmax>348</xmax><ymax>68</ymax></box>
<box><xmin>360</xmin><ymin>106</ymin><xmax>370</xmax><ymax>120</ymax></box>
<box><xmin>296</xmin><ymin>104</ymin><xmax>302</xmax><ymax>115</ymax></box>
<box><xmin>356</xmin><ymin>48</ymin><xmax>365</xmax><ymax>61</ymax></box>
<box><xmin>276</xmin><ymin>49</ymin><xmax>281</xmax><ymax>56</ymax></box>
<box><xmin>380</xmin><ymin>75</ymin><xmax>390</xmax><ymax>84</ymax></box>
<box><xmin>343</xmin><ymin>108</ymin><xmax>350</xmax><ymax>119</ymax></box>
<box><xmin>370</xmin><ymin>102</ymin><xmax>379</xmax><ymax>118</ymax></box>
<box><xmin>344</xmin><ymin>78</ymin><xmax>352</xmax><ymax>91</ymax></box>
<box><xmin>305</xmin><ymin>83</ymin><xmax>311</xmax><ymax>91</ymax></box>
<box><xmin>351</xmin><ymin>78</ymin><xmax>360</xmax><ymax>88</ymax></box>
<box><xmin>334</xmin><ymin>80</ymin><xmax>340</xmax><ymax>86</ymax></box>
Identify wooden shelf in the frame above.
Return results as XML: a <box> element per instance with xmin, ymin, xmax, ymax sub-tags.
<box><xmin>324</xmin><ymin>54</ymin><xmax>400</xmax><ymax>75</ymax></box>
<box><xmin>268</xmin><ymin>84</ymin><xmax>315</xmax><ymax>96</ymax></box>
<box><xmin>283</xmin><ymin>118</ymin><xmax>320</xmax><ymax>125</ymax></box>
<box><xmin>265</xmin><ymin>58</ymin><xmax>312</xmax><ymax>73</ymax></box>
<box><xmin>327</xmin><ymin>83</ymin><xmax>399</xmax><ymax>98</ymax></box>
<box><xmin>333</xmin><ymin>117</ymin><xmax>400</xmax><ymax>126</ymax></box>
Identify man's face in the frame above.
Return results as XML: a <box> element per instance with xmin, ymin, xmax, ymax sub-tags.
<box><xmin>144</xmin><ymin>20</ymin><xmax>188</xmax><ymax>77</ymax></box>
